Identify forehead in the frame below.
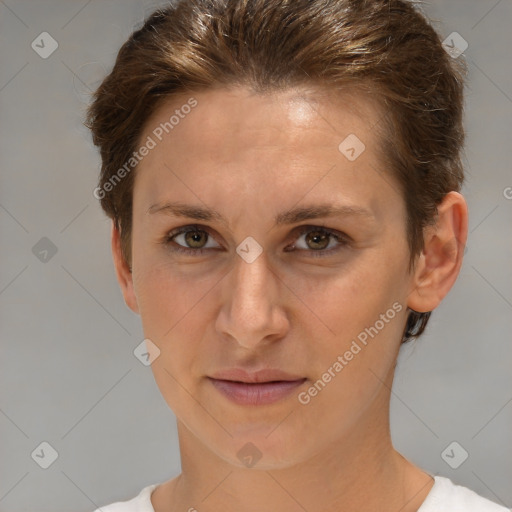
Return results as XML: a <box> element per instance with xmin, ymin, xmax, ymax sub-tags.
<box><xmin>131</xmin><ymin>85</ymin><xmax>407</xmax><ymax>235</ymax></box>
<box><xmin>154</xmin><ymin>84</ymin><xmax>379</xmax><ymax>134</ymax></box>
<box><xmin>138</xmin><ymin>84</ymin><xmax>385</xmax><ymax>172</ymax></box>
<box><xmin>133</xmin><ymin>85</ymin><xmax>396</xmax><ymax>222</ymax></box>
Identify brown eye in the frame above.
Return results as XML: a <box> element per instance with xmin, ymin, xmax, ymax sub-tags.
<box><xmin>164</xmin><ymin>224</ymin><xmax>348</xmax><ymax>258</ymax></box>
<box><xmin>183</xmin><ymin>229</ymin><xmax>209</xmax><ymax>248</ymax></box>
<box><xmin>289</xmin><ymin>225</ymin><xmax>349</xmax><ymax>257</ymax></box>
<box><xmin>165</xmin><ymin>225</ymin><xmax>221</xmax><ymax>254</ymax></box>
<box><xmin>304</xmin><ymin>230</ymin><xmax>331</xmax><ymax>250</ymax></box>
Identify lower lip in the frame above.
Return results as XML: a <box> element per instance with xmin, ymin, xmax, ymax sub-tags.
<box><xmin>208</xmin><ymin>377</ymin><xmax>307</xmax><ymax>405</ymax></box>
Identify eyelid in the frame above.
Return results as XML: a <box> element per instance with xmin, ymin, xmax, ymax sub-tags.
<box><xmin>293</xmin><ymin>224</ymin><xmax>351</xmax><ymax>242</ymax></box>
<box><xmin>286</xmin><ymin>225</ymin><xmax>351</xmax><ymax>255</ymax></box>
<box><xmin>166</xmin><ymin>224</ymin><xmax>223</xmax><ymax>249</ymax></box>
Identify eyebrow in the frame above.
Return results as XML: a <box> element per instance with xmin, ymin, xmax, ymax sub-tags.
<box><xmin>147</xmin><ymin>201</ymin><xmax>374</xmax><ymax>227</ymax></box>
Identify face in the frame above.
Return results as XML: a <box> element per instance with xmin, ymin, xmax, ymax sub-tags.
<box><xmin>124</xmin><ymin>85</ymin><xmax>417</xmax><ymax>469</ymax></box>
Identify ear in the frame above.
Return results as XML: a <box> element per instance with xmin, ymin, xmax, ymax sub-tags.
<box><xmin>407</xmin><ymin>191</ymin><xmax>468</xmax><ymax>313</ymax></box>
<box><xmin>111</xmin><ymin>221</ymin><xmax>139</xmax><ymax>314</ymax></box>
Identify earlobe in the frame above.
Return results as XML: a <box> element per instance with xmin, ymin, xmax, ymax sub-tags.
<box><xmin>110</xmin><ymin>221</ymin><xmax>139</xmax><ymax>314</ymax></box>
<box><xmin>407</xmin><ymin>191</ymin><xmax>468</xmax><ymax>313</ymax></box>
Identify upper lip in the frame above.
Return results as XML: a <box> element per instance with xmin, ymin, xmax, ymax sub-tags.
<box><xmin>209</xmin><ymin>368</ymin><xmax>306</xmax><ymax>383</ymax></box>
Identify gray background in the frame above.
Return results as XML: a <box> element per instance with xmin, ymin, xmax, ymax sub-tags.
<box><xmin>0</xmin><ymin>1</ymin><xmax>511</xmax><ymax>511</ymax></box>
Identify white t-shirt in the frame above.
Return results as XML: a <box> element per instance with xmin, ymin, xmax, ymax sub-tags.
<box><xmin>92</xmin><ymin>474</ymin><xmax>510</xmax><ymax>511</ymax></box>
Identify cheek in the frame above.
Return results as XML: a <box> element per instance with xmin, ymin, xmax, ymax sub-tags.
<box><xmin>132</xmin><ymin>257</ymin><xmax>220</xmax><ymax>371</ymax></box>
<box><xmin>132</xmin><ymin>262</ymin><xmax>211</xmax><ymax>410</ymax></box>
<box><xmin>133</xmin><ymin>239</ymin><xmax>198</xmax><ymax>316</ymax></box>
<box><xmin>293</xmin><ymin>265</ymin><xmax>407</xmax><ymax>431</ymax></box>
<box><xmin>296</xmin><ymin>254</ymin><xmax>408</xmax><ymax>379</ymax></box>
<box><xmin>299</xmin><ymin>258</ymin><xmax>403</xmax><ymax>331</ymax></box>
<box><xmin>134</xmin><ymin>264</ymin><xmax>202</xmax><ymax>335</ymax></box>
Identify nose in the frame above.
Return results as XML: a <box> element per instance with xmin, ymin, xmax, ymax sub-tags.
<box><xmin>215</xmin><ymin>246</ymin><xmax>288</xmax><ymax>350</ymax></box>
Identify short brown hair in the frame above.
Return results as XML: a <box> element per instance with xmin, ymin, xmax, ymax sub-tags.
<box><xmin>85</xmin><ymin>0</ymin><xmax>467</xmax><ymax>343</ymax></box>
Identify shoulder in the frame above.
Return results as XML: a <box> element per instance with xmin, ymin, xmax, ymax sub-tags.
<box><xmin>418</xmin><ymin>475</ymin><xmax>510</xmax><ymax>512</ymax></box>
<box><xmin>91</xmin><ymin>484</ymin><xmax>158</xmax><ymax>512</ymax></box>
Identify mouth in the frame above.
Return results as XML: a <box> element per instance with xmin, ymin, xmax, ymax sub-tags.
<box><xmin>207</xmin><ymin>369</ymin><xmax>307</xmax><ymax>405</ymax></box>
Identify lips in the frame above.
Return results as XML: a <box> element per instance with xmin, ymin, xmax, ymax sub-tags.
<box><xmin>207</xmin><ymin>368</ymin><xmax>307</xmax><ymax>405</ymax></box>
<box><xmin>209</xmin><ymin>368</ymin><xmax>305</xmax><ymax>383</ymax></box>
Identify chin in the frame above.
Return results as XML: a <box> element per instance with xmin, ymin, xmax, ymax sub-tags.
<box><xmin>203</xmin><ymin>423</ymin><xmax>316</xmax><ymax>470</ymax></box>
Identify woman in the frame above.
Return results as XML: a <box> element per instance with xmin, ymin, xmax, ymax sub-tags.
<box><xmin>86</xmin><ymin>0</ymin><xmax>508</xmax><ymax>510</ymax></box>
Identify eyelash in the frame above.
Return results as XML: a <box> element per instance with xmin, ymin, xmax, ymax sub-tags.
<box><xmin>163</xmin><ymin>224</ymin><xmax>350</xmax><ymax>258</ymax></box>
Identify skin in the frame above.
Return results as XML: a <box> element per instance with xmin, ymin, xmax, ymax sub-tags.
<box><xmin>111</xmin><ymin>85</ymin><xmax>468</xmax><ymax>512</ymax></box>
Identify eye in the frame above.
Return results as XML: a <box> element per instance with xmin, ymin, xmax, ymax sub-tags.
<box><xmin>163</xmin><ymin>224</ymin><xmax>350</xmax><ymax>257</ymax></box>
<box><xmin>286</xmin><ymin>225</ymin><xmax>350</xmax><ymax>257</ymax></box>
<box><xmin>164</xmin><ymin>225</ymin><xmax>220</xmax><ymax>255</ymax></box>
